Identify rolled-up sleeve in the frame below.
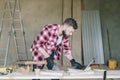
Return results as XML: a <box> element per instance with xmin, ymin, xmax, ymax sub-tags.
<box><xmin>62</xmin><ymin>37</ymin><xmax>73</xmax><ymax>60</ymax></box>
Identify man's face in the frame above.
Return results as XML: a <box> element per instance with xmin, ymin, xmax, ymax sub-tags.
<box><xmin>63</xmin><ymin>24</ymin><xmax>75</xmax><ymax>37</ymax></box>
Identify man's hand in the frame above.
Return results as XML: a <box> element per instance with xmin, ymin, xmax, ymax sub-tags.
<box><xmin>70</xmin><ymin>59</ymin><xmax>86</xmax><ymax>69</ymax></box>
<box><xmin>46</xmin><ymin>57</ymin><xmax>54</xmax><ymax>69</ymax></box>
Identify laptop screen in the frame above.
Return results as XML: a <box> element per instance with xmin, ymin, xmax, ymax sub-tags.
<box><xmin>84</xmin><ymin>58</ymin><xmax>95</xmax><ymax>71</ymax></box>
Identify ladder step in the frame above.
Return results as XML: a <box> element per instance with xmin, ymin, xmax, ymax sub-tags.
<box><xmin>17</xmin><ymin>46</ymin><xmax>24</xmax><ymax>47</ymax></box>
<box><xmin>3</xmin><ymin>18</ymin><xmax>12</xmax><ymax>20</ymax></box>
<box><xmin>15</xmin><ymin>37</ymin><xmax>22</xmax><ymax>39</ymax></box>
<box><xmin>0</xmin><ymin>48</ymin><xmax>6</xmax><ymax>55</ymax></box>
<box><xmin>4</xmin><ymin>9</ymin><xmax>12</xmax><ymax>12</ymax></box>
<box><xmin>10</xmin><ymin>0</ymin><xmax>15</xmax><ymax>2</ymax></box>
<box><xmin>14</xmin><ymin>28</ymin><xmax>21</xmax><ymax>30</ymax></box>
<box><xmin>15</xmin><ymin>10</ymin><xmax>20</xmax><ymax>12</ymax></box>
<box><xmin>0</xmin><ymin>48</ymin><xmax>6</xmax><ymax>51</ymax></box>
<box><xmin>18</xmin><ymin>53</ymin><xmax>27</xmax><ymax>57</ymax></box>
<box><xmin>0</xmin><ymin>59</ymin><xmax>4</xmax><ymax>61</ymax></box>
<box><xmin>14</xmin><ymin>19</ymin><xmax>20</xmax><ymax>21</ymax></box>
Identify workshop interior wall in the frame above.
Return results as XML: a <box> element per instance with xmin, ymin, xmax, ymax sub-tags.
<box><xmin>0</xmin><ymin>0</ymin><xmax>82</xmax><ymax>67</ymax></box>
<box><xmin>1</xmin><ymin>0</ymin><xmax>120</xmax><ymax>67</ymax></box>
<box><xmin>83</xmin><ymin>0</ymin><xmax>120</xmax><ymax>65</ymax></box>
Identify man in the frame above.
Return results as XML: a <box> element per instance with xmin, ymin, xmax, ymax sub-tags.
<box><xmin>30</xmin><ymin>18</ymin><xmax>85</xmax><ymax>80</ymax></box>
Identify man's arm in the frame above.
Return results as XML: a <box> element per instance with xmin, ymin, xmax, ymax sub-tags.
<box><xmin>34</xmin><ymin>24</ymin><xmax>51</xmax><ymax>58</ymax></box>
<box><xmin>38</xmin><ymin>48</ymin><xmax>49</xmax><ymax>58</ymax></box>
<box><xmin>33</xmin><ymin>24</ymin><xmax>57</xmax><ymax>69</ymax></box>
<box><xmin>62</xmin><ymin>37</ymin><xmax>73</xmax><ymax>60</ymax></box>
<box><xmin>63</xmin><ymin>37</ymin><xmax>85</xmax><ymax>69</ymax></box>
<box><xmin>38</xmin><ymin>47</ymin><xmax>54</xmax><ymax>69</ymax></box>
<box><xmin>65</xmin><ymin>53</ymin><xmax>73</xmax><ymax>60</ymax></box>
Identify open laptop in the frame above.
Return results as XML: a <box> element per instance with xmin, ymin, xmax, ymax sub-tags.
<box><xmin>83</xmin><ymin>58</ymin><xmax>95</xmax><ymax>71</ymax></box>
<box><xmin>68</xmin><ymin>57</ymin><xmax>95</xmax><ymax>71</ymax></box>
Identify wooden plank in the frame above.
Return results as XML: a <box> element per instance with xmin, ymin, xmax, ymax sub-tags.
<box><xmin>16</xmin><ymin>61</ymin><xmax>47</xmax><ymax>65</ymax></box>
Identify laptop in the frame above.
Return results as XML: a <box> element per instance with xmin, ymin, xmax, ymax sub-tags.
<box><xmin>84</xmin><ymin>58</ymin><xmax>95</xmax><ymax>71</ymax></box>
<box><xmin>68</xmin><ymin>58</ymin><xmax>95</xmax><ymax>71</ymax></box>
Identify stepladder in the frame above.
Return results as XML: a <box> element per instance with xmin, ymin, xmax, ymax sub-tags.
<box><xmin>0</xmin><ymin>0</ymin><xmax>28</xmax><ymax>67</ymax></box>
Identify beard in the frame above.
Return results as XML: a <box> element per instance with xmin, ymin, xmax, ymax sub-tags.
<box><xmin>62</xmin><ymin>31</ymin><xmax>67</xmax><ymax>37</ymax></box>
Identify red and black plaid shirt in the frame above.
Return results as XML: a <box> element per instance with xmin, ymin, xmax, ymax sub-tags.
<box><xmin>30</xmin><ymin>24</ymin><xmax>72</xmax><ymax>61</ymax></box>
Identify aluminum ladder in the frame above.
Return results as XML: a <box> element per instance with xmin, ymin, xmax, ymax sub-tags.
<box><xmin>0</xmin><ymin>0</ymin><xmax>28</xmax><ymax>67</ymax></box>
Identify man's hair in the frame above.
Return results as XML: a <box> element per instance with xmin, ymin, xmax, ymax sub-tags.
<box><xmin>63</xmin><ymin>18</ymin><xmax>78</xmax><ymax>30</ymax></box>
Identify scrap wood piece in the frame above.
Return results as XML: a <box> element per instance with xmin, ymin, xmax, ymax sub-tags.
<box><xmin>16</xmin><ymin>61</ymin><xmax>47</xmax><ymax>65</ymax></box>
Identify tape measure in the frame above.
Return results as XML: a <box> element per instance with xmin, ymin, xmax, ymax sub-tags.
<box><xmin>6</xmin><ymin>67</ymin><xmax>13</xmax><ymax>73</ymax></box>
<box><xmin>0</xmin><ymin>67</ymin><xmax>13</xmax><ymax>74</ymax></box>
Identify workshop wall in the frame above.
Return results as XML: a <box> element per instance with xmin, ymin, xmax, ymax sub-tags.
<box><xmin>1</xmin><ymin>0</ymin><xmax>120</xmax><ymax>67</ymax></box>
<box><xmin>21</xmin><ymin>0</ymin><xmax>63</xmax><ymax>59</ymax></box>
<box><xmin>0</xmin><ymin>0</ymin><xmax>82</xmax><ymax>67</ymax></box>
<box><xmin>83</xmin><ymin>0</ymin><xmax>120</xmax><ymax>65</ymax></box>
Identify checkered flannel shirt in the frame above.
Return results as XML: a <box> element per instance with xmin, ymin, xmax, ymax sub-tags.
<box><xmin>30</xmin><ymin>24</ymin><xmax>72</xmax><ymax>62</ymax></box>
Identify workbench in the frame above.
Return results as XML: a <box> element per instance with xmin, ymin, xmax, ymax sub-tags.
<box><xmin>0</xmin><ymin>69</ymin><xmax>120</xmax><ymax>79</ymax></box>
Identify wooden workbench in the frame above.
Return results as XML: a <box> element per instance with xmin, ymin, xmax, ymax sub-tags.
<box><xmin>0</xmin><ymin>69</ymin><xmax>120</xmax><ymax>79</ymax></box>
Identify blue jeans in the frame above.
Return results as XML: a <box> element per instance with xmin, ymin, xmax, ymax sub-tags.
<box><xmin>32</xmin><ymin>51</ymin><xmax>59</xmax><ymax>80</ymax></box>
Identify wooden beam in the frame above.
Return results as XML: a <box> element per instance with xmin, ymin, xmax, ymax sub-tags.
<box><xmin>16</xmin><ymin>61</ymin><xmax>47</xmax><ymax>65</ymax></box>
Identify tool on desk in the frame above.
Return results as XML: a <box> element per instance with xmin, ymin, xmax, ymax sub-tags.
<box><xmin>0</xmin><ymin>67</ymin><xmax>13</xmax><ymax>74</ymax></box>
<box><xmin>84</xmin><ymin>57</ymin><xmax>95</xmax><ymax>71</ymax></box>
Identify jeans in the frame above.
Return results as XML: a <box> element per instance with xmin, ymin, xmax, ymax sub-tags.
<box><xmin>32</xmin><ymin>51</ymin><xmax>59</xmax><ymax>80</ymax></box>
